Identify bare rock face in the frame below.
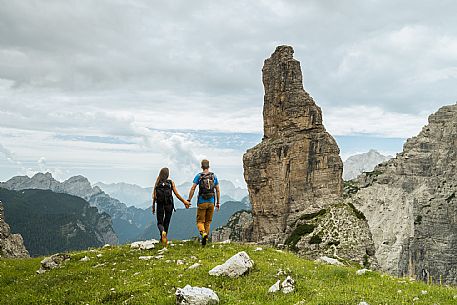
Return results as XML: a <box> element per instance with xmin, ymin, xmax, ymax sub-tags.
<box><xmin>351</xmin><ymin>104</ymin><xmax>457</xmax><ymax>284</ymax></box>
<box><xmin>0</xmin><ymin>201</ymin><xmax>29</xmax><ymax>258</ymax></box>
<box><xmin>243</xmin><ymin>46</ymin><xmax>343</xmax><ymax>244</ymax></box>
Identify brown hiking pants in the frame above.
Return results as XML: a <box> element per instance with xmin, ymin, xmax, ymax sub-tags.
<box><xmin>196</xmin><ymin>202</ymin><xmax>215</xmax><ymax>234</ymax></box>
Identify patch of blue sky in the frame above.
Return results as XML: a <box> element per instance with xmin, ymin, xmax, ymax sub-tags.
<box><xmin>152</xmin><ymin>129</ymin><xmax>406</xmax><ymax>157</ymax></box>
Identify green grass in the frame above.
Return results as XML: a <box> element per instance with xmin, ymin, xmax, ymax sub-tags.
<box><xmin>1</xmin><ymin>242</ymin><xmax>456</xmax><ymax>304</ymax></box>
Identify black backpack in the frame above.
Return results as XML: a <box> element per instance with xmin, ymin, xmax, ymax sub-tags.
<box><xmin>198</xmin><ymin>172</ymin><xmax>215</xmax><ymax>200</ymax></box>
<box><xmin>156</xmin><ymin>179</ymin><xmax>174</xmax><ymax>206</ymax></box>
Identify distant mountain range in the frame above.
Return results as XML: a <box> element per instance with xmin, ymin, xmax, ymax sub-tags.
<box><xmin>140</xmin><ymin>198</ymin><xmax>251</xmax><ymax>240</ymax></box>
<box><xmin>343</xmin><ymin>149</ymin><xmax>391</xmax><ymax>180</ymax></box>
<box><xmin>0</xmin><ymin>188</ymin><xmax>117</xmax><ymax>256</ymax></box>
<box><xmin>95</xmin><ymin>178</ymin><xmax>248</xmax><ymax>209</ymax></box>
<box><xmin>0</xmin><ymin>173</ymin><xmax>150</xmax><ymax>243</ymax></box>
<box><xmin>0</xmin><ymin>173</ymin><xmax>250</xmax><ymax>244</ymax></box>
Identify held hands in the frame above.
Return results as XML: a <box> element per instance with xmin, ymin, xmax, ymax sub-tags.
<box><xmin>184</xmin><ymin>200</ymin><xmax>191</xmax><ymax>209</ymax></box>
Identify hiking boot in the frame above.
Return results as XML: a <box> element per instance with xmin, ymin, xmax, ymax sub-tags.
<box><xmin>201</xmin><ymin>232</ymin><xmax>208</xmax><ymax>246</ymax></box>
<box><xmin>161</xmin><ymin>231</ymin><xmax>168</xmax><ymax>246</ymax></box>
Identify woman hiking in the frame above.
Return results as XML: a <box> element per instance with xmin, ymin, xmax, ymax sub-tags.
<box><xmin>152</xmin><ymin>168</ymin><xmax>190</xmax><ymax>246</ymax></box>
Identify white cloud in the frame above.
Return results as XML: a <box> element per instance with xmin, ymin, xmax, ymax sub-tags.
<box><xmin>324</xmin><ymin>105</ymin><xmax>429</xmax><ymax>138</ymax></box>
<box><xmin>1</xmin><ymin>0</ymin><xmax>457</xmax><ymax>185</ymax></box>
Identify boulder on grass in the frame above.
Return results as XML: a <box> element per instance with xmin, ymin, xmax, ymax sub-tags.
<box><xmin>176</xmin><ymin>285</ymin><xmax>219</xmax><ymax>305</ymax></box>
<box><xmin>208</xmin><ymin>251</ymin><xmax>254</xmax><ymax>278</ymax></box>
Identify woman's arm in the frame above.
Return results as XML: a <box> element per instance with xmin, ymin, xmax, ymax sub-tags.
<box><xmin>172</xmin><ymin>181</ymin><xmax>190</xmax><ymax>207</ymax></box>
<box><xmin>152</xmin><ymin>177</ymin><xmax>159</xmax><ymax>213</ymax></box>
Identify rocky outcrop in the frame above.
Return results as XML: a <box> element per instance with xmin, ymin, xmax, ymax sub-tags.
<box><xmin>350</xmin><ymin>104</ymin><xmax>457</xmax><ymax>284</ymax></box>
<box><xmin>243</xmin><ymin>46</ymin><xmax>343</xmax><ymax>244</ymax></box>
<box><xmin>0</xmin><ymin>200</ymin><xmax>29</xmax><ymax>258</ymax></box>
<box><xmin>212</xmin><ymin>210</ymin><xmax>254</xmax><ymax>243</ymax></box>
<box><xmin>285</xmin><ymin>202</ymin><xmax>377</xmax><ymax>268</ymax></box>
<box><xmin>343</xmin><ymin>150</ymin><xmax>391</xmax><ymax>181</ymax></box>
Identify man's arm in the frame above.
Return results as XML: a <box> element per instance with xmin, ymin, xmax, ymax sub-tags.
<box><xmin>172</xmin><ymin>181</ymin><xmax>190</xmax><ymax>208</ymax></box>
<box><xmin>188</xmin><ymin>183</ymin><xmax>197</xmax><ymax>202</ymax></box>
<box><xmin>215</xmin><ymin>185</ymin><xmax>221</xmax><ymax>211</ymax></box>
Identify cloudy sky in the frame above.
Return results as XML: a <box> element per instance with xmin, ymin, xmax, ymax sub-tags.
<box><xmin>1</xmin><ymin>0</ymin><xmax>456</xmax><ymax>187</ymax></box>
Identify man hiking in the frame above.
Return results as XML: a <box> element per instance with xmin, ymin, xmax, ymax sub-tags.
<box><xmin>187</xmin><ymin>159</ymin><xmax>221</xmax><ymax>246</ymax></box>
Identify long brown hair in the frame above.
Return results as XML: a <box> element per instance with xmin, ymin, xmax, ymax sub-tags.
<box><xmin>155</xmin><ymin>167</ymin><xmax>170</xmax><ymax>187</ymax></box>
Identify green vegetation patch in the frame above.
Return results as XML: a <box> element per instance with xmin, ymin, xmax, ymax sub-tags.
<box><xmin>1</xmin><ymin>242</ymin><xmax>456</xmax><ymax>304</ymax></box>
<box><xmin>299</xmin><ymin>209</ymin><xmax>327</xmax><ymax>221</ymax></box>
<box><xmin>347</xmin><ymin>202</ymin><xmax>367</xmax><ymax>220</ymax></box>
<box><xmin>343</xmin><ymin>181</ymin><xmax>360</xmax><ymax>197</ymax></box>
<box><xmin>446</xmin><ymin>192</ymin><xmax>455</xmax><ymax>203</ymax></box>
<box><xmin>364</xmin><ymin>170</ymin><xmax>383</xmax><ymax>178</ymax></box>
<box><xmin>285</xmin><ymin>223</ymin><xmax>316</xmax><ymax>250</ymax></box>
<box><xmin>308</xmin><ymin>234</ymin><xmax>323</xmax><ymax>245</ymax></box>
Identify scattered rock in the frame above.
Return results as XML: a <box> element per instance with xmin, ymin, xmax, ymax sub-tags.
<box><xmin>130</xmin><ymin>240</ymin><xmax>157</xmax><ymax>250</ymax></box>
<box><xmin>138</xmin><ymin>256</ymin><xmax>154</xmax><ymax>260</ymax></box>
<box><xmin>254</xmin><ymin>247</ymin><xmax>263</xmax><ymax>252</ymax></box>
<box><xmin>208</xmin><ymin>251</ymin><xmax>254</xmax><ymax>278</ymax></box>
<box><xmin>358</xmin><ymin>302</ymin><xmax>369</xmax><ymax>305</ymax></box>
<box><xmin>268</xmin><ymin>280</ymin><xmax>281</xmax><ymax>293</ymax></box>
<box><xmin>103</xmin><ymin>244</ymin><xmax>110</xmax><ymax>248</ymax></box>
<box><xmin>188</xmin><ymin>263</ymin><xmax>201</xmax><ymax>270</ymax></box>
<box><xmin>96</xmin><ymin>254</ymin><xmax>103</xmax><ymax>258</ymax></box>
<box><xmin>356</xmin><ymin>269</ymin><xmax>371</xmax><ymax>276</ymax></box>
<box><xmin>80</xmin><ymin>256</ymin><xmax>90</xmax><ymax>262</ymax></box>
<box><xmin>37</xmin><ymin>253</ymin><xmax>70</xmax><ymax>274</ymax></box>
<box><xmin>269</xmin><ymin>276</ymin><xmax>295</xmax><ymax>294</ymax></box>
<box><xmin>316</xmin><ymin>256</ymin><xmax>343</xmax><ymax>266</ymax></box>
<box><xmin>175</xmin><ymin>285</ymin><xmax>219</xmax><ymax>305</ymax></box>
<box><xmin>158</xmin><ymin>248</ymin><xmax>168</xmax><ymax>254</ymax></box>
<box><xmin>421</xmin><ymin>290</ymin><xmax>428</xmax><ymax>295</ymax></box>
<box><xmin>177</xmin><ymin>260</ymin><xmax>185</xmax><ymax>265</ymax></box>
<box><xmin>281</xmin><ymin>276</ymin><xmax>295</xmax><ymax>294</ymax></box>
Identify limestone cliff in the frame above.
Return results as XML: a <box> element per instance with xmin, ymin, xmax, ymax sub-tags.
<box><xmin>0</xmin><ymin>200</ymin><xmax>29</xmax><ymax>258</ymax></box>
<box><xmin>243</xmin><ymin>46</ymin><xmax>343</xmax><ymax>244</ymax></box>
<box><xmin>350</xmin><ymin>104</ymin><xmax>457</xmax><ymax>284</ymax></box>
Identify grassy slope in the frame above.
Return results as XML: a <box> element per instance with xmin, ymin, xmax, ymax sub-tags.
<box><xmin>0</xmin><ymin>242</ymin><xmax>456</xmax><ymax>305</ymax></box>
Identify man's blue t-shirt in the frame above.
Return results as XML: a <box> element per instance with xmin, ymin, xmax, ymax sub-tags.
<box><xmin>193</xmin><ymin>172</ymin><xmax>219</xmax><ymax>204</ymax></box>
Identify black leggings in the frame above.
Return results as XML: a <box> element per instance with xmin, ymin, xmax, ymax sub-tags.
<box><xmin>156</xmin><ymin>203</ymin><xmax>173</xmax><ymax>235</ymax></box>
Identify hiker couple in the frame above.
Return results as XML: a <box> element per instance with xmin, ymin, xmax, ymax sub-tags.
<box><xmin>151</xmin><ymin>159</ymin><xmax>220</xmax><ymax>246</ymax></box>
